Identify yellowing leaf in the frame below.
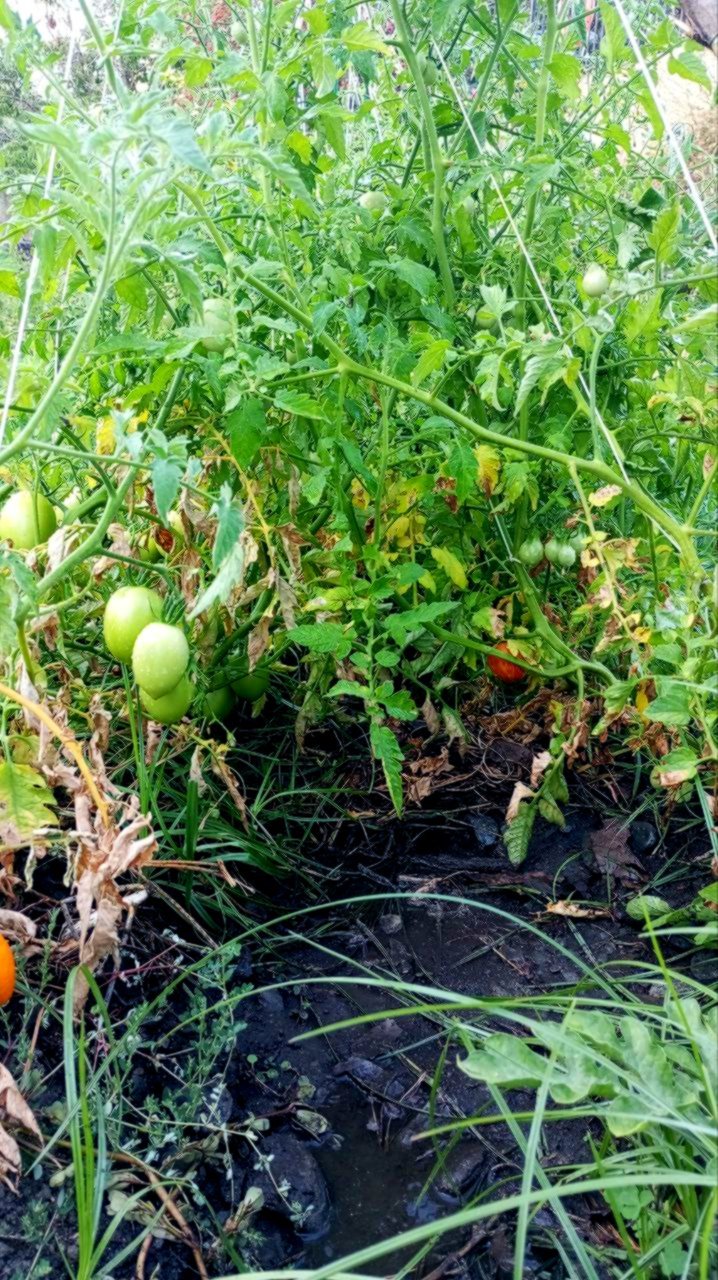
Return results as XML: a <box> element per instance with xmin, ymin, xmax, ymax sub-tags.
<box><xmin>589</xmin><ymin>484</ymin><xmax>622</xmax><ymax>507</ymax></box>
<box><xmin>95</xmin><ymin>417</ymin><xmax>115</xmax><ymax>456</ymax></box>
<box><xmin>430</xmin><ymin>546</ymin><xmax>468</xmax><ymax>589</ymax></box>
<box><xmin>635</xmin><ymin>688</ymin><xmax>650</xmax><ymax>715</ymax></box>
<box><xmin>474</xmin><ymin>445</ymin><xmax>501</xmax><ymax>496</ymax></box>
<box><xmin>0</xmin><ymin>761</ymin><xmax>58</xmax><ymax>849</ymax></box>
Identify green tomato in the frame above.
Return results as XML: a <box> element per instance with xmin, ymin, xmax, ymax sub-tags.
<box><xmin>555</xmin><ymin>542</ymin><xmax>577</xmax><ymax>569</ymax></box>
<box><xmin>103</xmin><ymin>586</ymin><xmax>163</xmax><ymax>663</ymax></box>
<box><xmin>202</xmin><ymin>684</ymin><xmax>236</xmax><ymax>722</ymax></box>
<box><xmin>544</xmin><ymin>537</ymin><xmax>562</xmax><ymax>566</ymax></box>
<box><xmin>461</xmin><ymin>195</ymin><xmax>477</xmax><ymax>218</ymax></box>
<box><xmin>136</xmin><ymin>533</ymin><xmax>160</xmax><ymax>564</ymax></box>
<box><xmin>358</xmin><ymin>190</ymin><xmax>388</xmax><ymax>215</ymax></box>
<box><xmin>201</xmin><ymin>297</ymin><xmax>234</xmax><ymax>353</ymax></box>
<box><xmin>231</xmin><ymin>667</ymin><xmax>270</xmax><ymax>702</ymax></box>
<box><xmin>132</xmin><ymin>622</ymin><xmax>190</xmax><ymax>698</ymax></box>
<box><xmin>0</xmin><ymin>490</ymin><xmax>57</xmax><ymax>550</ymax></box>
<box><xmin>518</xmin><ymin>537</ymin><xmax>544</xmax><ymax>568</ymax></box>
<box><xmin>475</xmin><ymin>306</ymin><xmax>497</xmax><ymax>331</ymax></box>
<box><xmin>582</xmin><ymin>264</ymin><xmax>609</xmax><ymax>298</ymax></box>
<box><xmin>569</xmin><ymin>531</ymin><xmax>588</xmax><ymax>555</ymax></box>
<box><xmin>417</xmin><ymin>53</ymin><xmax>438</xmax><ymax>85</ymax></box>
<box><xmin>140</xmin><ymin>674</ymin><xmax>195</xmax><ymax>725</ymax></box>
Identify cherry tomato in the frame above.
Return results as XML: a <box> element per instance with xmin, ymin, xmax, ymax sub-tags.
<box><xmin>487</xmin><ymin>642</ymin><xmax>527</xmax><ymax>683</ymax></box>
<box><xmin>140</xmin><ymin>674</ymin><xmax>195</xmax><ymax>724</ymax></box>
<box><xmin>231</xmin><ymin>668</ymin><xmax>270</xmax><ymax>701</ymax></box>
<box><xmin>582</xmin><ymin>264</ymin><xmax>609</xmax><ymax>297</ymax></box>
<box><xmin>0</xmin><ymin>935</ymin><xmax>15</xmax><ymax>1006</ymax></box>
<box><xmin>0</xmin><ymin>490</ymin><xmax>57</xmax><ymax>550</ymax></box>
<box><xmin>132</xmin><ymin>622</ymin><xmax>190</xmax><ymax>698</ymax></box>
<box><xmin>103</xmin><ymin>586</ymin><xmax>163</xmax><ymax>663</ymax></box>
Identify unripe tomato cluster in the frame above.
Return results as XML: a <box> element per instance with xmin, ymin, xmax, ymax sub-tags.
<box><xmin>518</xmin><ymin>533</ymin><xmax>586</xmax><ymax>570</ymax></box>
<box><xmin>103</xmin><ymin>586</ymin><xmax>269</xmax><ymax>726</ymax></box>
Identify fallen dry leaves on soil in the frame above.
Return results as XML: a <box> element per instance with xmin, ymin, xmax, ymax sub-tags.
<box><xmin>0</xmin><ymin>1064</ymin><xmax>41</xmax><ymax>1187</ymax></box>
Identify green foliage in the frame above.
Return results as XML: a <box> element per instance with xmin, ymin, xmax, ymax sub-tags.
<box><xmin>0</xmin><ymin>0</ymin><xmax>714</xmax><ymax>830</ymax></box>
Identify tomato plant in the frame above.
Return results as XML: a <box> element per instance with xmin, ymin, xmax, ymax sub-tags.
<box><xmin>0</xmin><ymin>0</ymin><xmax>713</xmax><ymax>834</ymax></box>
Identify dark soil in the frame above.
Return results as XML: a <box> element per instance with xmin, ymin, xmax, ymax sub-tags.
<box><xmin>2</xmin><ymin>779</ymin><xmax>712</xmax><ymax>1279</ymax></box>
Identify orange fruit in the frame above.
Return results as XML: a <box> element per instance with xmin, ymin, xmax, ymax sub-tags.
<box><xmin>0</xmin><ymin>935</ymin><xmax>16</xmax><ymax>1005</ymax></box>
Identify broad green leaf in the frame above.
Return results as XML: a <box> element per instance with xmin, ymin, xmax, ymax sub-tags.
<box><xmin>290</xmin><ymin>623</ymin><xmax>352</xmax><ymax>657</ymax></box>
<box><xmin>151</xmin><ymin>457</ymin><xmax>183</xmax><ymax>523</ymax></box>
<box><xmin>319</xmin><ymin>109</ymin><xmax>345</xmax><ymax>160</ymax></box>
<box><xmin>184</xmin><ymin>55</ymin><xmax>212</xmax><ymax>87</ymax></box>
<box><xmin>342</xmin><ymin>21</ymin><xmax>391</xmax><ymax>55</ymax></box>
<box><xmin>370</xmin><ymin>722</ymin><xmax>404</xmax><ymax>815</ymax></box>
<box><xmin>0</xmin><ymin>761</ymin><xmax>58</xmax><ymax>847</ymax></box>
<box><xmin>379</xmin><ymin>686</ymin><xmax>419</xmax><ymax>721</ymax></box>
<box><xmin>644</xmin><ymin>680</ymin><xmax>691</xmax><ymax>727</ymax></box>
<box><xmin>599</xmin><ymin>0</ymin><xmax>628</xmax><ymax>71</ymax></box>
<box><xmin>667</xmin><ymin>48</ymin><xmax>712</xmax><ymax>91</ymax></box>
<box><xmin>548</xmin><ymin>53</ymin><xmax>582</xmax><ymax>100</ymax></box>
<box><xmin>212</xmin><ymin>485</ymin><xmax>244</xmax><ymax>569</ymax></box>
<box><xmin>504</xmin><ymin>796</ymin><xmax>536</xmax><ymax>866</ymax></box>
<box><xmin>459</xmin><ymin>1034</ymin><xmax>546</xmax><ymax>1087</ymax></box>
<box><xmin>411</xmin><ymin>339</ymin><xmax>450</xmax><ymax>387</ymax></box>
<box><xmin>274</xmin><ymin>390</ymin><xmax>327</xmax><ymax>420</ymax></box>
<box><xmin>310</xmin><ymin>46</ymin><xmax>338</xmax><ymax>97</ymax></box>
<box><xmin>385</xmin><ymin>601</ymin><xmax>460</xmax><ymax>642</ymax></box>
<box><xmin>227</xmin><ymin>398</ymin><xmax>266</xmax><ymax>468</ymax></box>
<box><xmin>647</xmin><ymin>202</ymin><xmax>680</xmax><ymax>264</ymax></box>
<box><xmin>287</xmin><ymin>129</ymin><xmax>313</xmax><ymax>163</ymax></box>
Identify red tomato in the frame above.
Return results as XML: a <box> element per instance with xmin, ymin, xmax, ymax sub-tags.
<box><xmin>487</xmin><ymin>642</ymin><xmax>526</xmax><ymax>683</ymax></box>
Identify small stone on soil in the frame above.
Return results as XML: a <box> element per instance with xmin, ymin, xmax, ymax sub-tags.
<box><xmin>468</xmin><ymin>814</ymin><xmax>500</xmax><ymax>851</ymax></box>
<box><xmin>629</xmin><ymin>820</ymin><xmax>658</xmax><ymax>854</ymax></box>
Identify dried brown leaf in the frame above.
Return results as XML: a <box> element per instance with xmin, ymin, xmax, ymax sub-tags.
<box><xmin>530</xmin><ymin>750</ymin><xmax>553</xmax><ymax>788</ymax></box>
<box><xmin>0</xmin><ymin>1063</ymin><xmax>41</xmax><ymax>1186</ymax></box>
<box><xmin>0</xmin><ymin>909</ymin><xmax>37</xmax><ymax>947</ymax></box>
<box><xmin>247</xmin><ymin>614</ymin><xmax>272</xmax><ymax>671</ymax></box>
<box><xmin>544</xmin><ymin>900</ymin><xmax>611</xmax><ymax>919</ymax></box>
<box><xmin>505</xmin><ymin>781</ymin><xmax>534</xmax><ymax>823</ymax></box>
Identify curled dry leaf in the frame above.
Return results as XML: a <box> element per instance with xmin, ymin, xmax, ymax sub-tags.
<box><xmin>0</xmin><ymin>908</ymin><xmax>37</xmax><ymax>948</ymax></box>
<box><xmin>529</xmin><ymin>750</ymin><xmax>553</xmax><ymax>788</ymax></box>
<box><xmin>72</xmin><ymin>795</ymin><xmax>157</xmax><ymax>1014</ymax></box>
<box><xmin>276</xmin><ymin>575</ymin><xmax>298</xmax><ymax>630</ymax></box>
<box><xmin>92</xmin><ymin>523</ymin><xmax>133</xmax><ymax>578</ymax></box>
<box><xmin>544</xmin><ymin>900</ymin><xmax>612</xmax><ymax>919</ymax></box>
<box><xmin>247</xmin><ymin>613</ymin><xmax>272</xmax><ymax>671</ymax></box>
<box><xmin>0</xmin><ymin>1063</ymin><xmax>41</xmax><ymax>1188</ymax></box>
<box><xmin>505</xmin><ymin>781</ymin><xmax>534</xmax><ymax>824</ymax></box>
<box><xmin>210</xmin><ymin>749</ymin><xmax>249</xmax><ymax>831</ymax></box>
